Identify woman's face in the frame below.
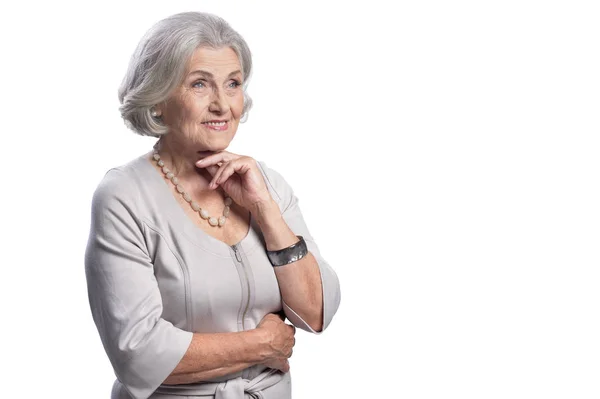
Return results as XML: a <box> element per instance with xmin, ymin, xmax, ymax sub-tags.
<box><xmin>160</xmin><ymin>46</ymin><xmax>244</xmax><ymax>152</ymax></box>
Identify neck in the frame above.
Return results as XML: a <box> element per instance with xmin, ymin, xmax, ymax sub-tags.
<box><xmin>153</xmin><ymin>137</ymin><xmax>215</xmax><ymax>189</ymax></box>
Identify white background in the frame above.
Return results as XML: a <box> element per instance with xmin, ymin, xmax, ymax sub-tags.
<box><xmin>1</xmin><ymin>1</ymin><xmax>599</xmax><ymax>398</ymax></box>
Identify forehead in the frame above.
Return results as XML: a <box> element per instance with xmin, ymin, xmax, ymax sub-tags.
<box><xmin>186</xmin><ymin>46</ymin><xmax>242</xmax><ymax>76</ymax></box>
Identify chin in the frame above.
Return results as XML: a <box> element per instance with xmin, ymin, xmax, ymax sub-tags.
<box><xmin>196</xmin><ymin>142</ymin><xmax>231</xmax><ymax>153</ymax></box>
<box><xmin>191</xmin><ymin>129</ymin><xmax>237</xmax><ymax>153</ymax></box>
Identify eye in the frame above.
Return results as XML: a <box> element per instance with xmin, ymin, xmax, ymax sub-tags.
<box><xmin>192</xmin><ymin>80</ymin><xmax>206</xmax><ymax>88</ymax></box>
<box><xmin>228</xmin><ymin>80</ymin><xmax>241</xmax><ymax>89</ymax></box>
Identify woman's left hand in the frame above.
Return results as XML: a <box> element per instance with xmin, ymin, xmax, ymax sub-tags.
<box><xmin>195</xmin><ymin>151</ymin><xmax>273</xmax><ymax>212</ymax></box>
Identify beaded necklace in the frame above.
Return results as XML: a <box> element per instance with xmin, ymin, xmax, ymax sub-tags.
<box><xmin>152</xmin><ymin>149</ymin><xmax>232</xmax><ymax>228</ymax></box>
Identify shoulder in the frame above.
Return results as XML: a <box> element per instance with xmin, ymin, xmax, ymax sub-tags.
<box><xmin>90</xmin><ymin>154</ymin><xmax>149</xmax><ymax>214</ymax></box>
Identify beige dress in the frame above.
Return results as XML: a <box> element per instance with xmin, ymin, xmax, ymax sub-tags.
<box><xmin>84</xmin><ymin>152</ymin><xmax>341</xmax><ymax>399</ymax></box>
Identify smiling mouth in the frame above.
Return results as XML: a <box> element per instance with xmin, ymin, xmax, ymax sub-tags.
<box><xmin>202</xmin><ymin>120</ymin><xmax>229</xmax><ymax>131</ymax></box>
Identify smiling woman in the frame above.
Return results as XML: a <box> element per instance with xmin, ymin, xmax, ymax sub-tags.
<box><xmin>84</xmin><ymin>11</ymin><xmax>341</xmax><ymax>399</ymax></box>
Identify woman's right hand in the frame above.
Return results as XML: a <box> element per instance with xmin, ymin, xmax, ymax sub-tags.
<box><xmin>255</xmin><ymin>313</ymin><xmax>296</xmax><ymax>373</ymax></box>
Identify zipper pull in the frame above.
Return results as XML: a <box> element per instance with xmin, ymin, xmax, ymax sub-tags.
<box><xmin>232</xmin><ymin>244</ymin><xmax>242</xmax><ymax>262</ymax></box>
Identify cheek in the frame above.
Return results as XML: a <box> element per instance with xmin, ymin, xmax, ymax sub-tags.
<box><xmin>231</xmin><ymin>93</ymin><xmax>245</xmax><ymax>116</ymax></box>
<box><xmin>178</xmin><ymin>98</ymin><xmax>209</xmax><ymax>123</ymax></box>
<box><xmin>166</xmin><ymin>94</ymin><xmax>192</xmax><ymax>119</ymax></box>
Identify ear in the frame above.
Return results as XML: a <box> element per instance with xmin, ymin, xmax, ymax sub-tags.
<box><xmin>152</xmin><ymin>100</ymin><xmax>169</xmax><ymax>117</ymax></box>
<box><xmin>150</xmin><ymin>106</ymin><xmax>162</xmax><ymax>117</ymax></box>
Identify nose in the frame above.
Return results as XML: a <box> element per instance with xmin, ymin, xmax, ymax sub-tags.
<box><xmin>208</xmin><ymin>87</ymin><xmax>229</xmax><ymax>114</ymax></box>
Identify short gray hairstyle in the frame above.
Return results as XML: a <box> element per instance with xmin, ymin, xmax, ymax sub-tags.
<box><xmin>118</xmin><ymin>12</ymin><xmax>253</xmax><ymax>137</ymax></box>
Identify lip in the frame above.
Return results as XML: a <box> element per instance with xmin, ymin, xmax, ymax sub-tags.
<box><xmin>202</xmin><ymin>120</ymin><xmax>229</xmax><ymax>131</ymax></box>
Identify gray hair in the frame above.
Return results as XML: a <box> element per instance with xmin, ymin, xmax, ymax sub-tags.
<box><xmin>118</xmin><ymin>12</ymin><xmax>253</xmax><ymax>137</ymax></box>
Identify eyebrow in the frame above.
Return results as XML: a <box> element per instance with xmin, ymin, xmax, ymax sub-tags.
<box><xmin>189</xmin><ymin>70</ymin><xmax>242</xmax><ymax>79</ymax></box>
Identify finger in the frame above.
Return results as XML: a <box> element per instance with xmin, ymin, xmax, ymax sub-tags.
<box><xmin>213</xmin><ymin>159</ymin><xmax>253</xmax><ymax>189</ymax></box>
<box><xmin>209</xmin><ymin>162</ymin><xmax>228</xmax><ymax>189</ymax></box>
<box><xmin>197</xmin><ymin>151</ymin><xmax>232</xmax><ymax>167</ymax></box>
<box><xmin>195</xmin><ymin>151</ymin><xmax>239</xmax><ymax>168</ymax></box>
<box><xmin>212</xmin><ymin>161</ymin><xmax>239</xmax><ymax>188</ymax></box>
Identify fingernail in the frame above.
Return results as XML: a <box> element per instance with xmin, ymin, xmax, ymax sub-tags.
<box><xmin>196</xmin><ymin>159</ymin><xmax>204</xmax><ymax>165</ymax></box>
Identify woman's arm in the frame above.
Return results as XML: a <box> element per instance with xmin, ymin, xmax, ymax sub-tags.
<box><xmin>193</xmin><ymin>155</ymin><xmax>340</xmax><ymax>334</ymax></box>
<box><xmin>164</xmin><ymin>330</ymin><xmax>263</xmax><ymax>385</ymax></box>
<box><xmin>254</xmin><ymin>200</ymin><xmax>325</xmax><ymax>331</ymax></box>
<box><xmin>164</xmin><ymin>314</ymin><xmax>294</xmax><ymax>385</ymax></box>
<box><xmin>254</xmin><ymin>162</ymin><xmax>342</xmax><ymax>334</ymax></box>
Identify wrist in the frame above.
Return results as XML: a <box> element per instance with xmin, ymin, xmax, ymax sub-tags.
<box><xmin>251</xmin><ymin>199</ymin><xmax>281</xmax><ymax>226</ymax></box>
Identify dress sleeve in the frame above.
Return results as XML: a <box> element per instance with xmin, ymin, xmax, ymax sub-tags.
<box><xmin>84</xmin><ymin>169</ymin><xmax>193</xmax><ymax>399</ymax></box>
<box><xmin>257</xmin><ymin>161</ymin><xmax>341</xmax><ymax>334</ymax></box>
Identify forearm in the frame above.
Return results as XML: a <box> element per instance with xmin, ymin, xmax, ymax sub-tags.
<box><xmin>253</xmin><ymin>200</ymin><xmax>324</xmax><ymax>331</ymax></box>
<box><xmin>164</xmin><ymin>328</ymin><xmax>269</xmax><ymax>385</ymax></box>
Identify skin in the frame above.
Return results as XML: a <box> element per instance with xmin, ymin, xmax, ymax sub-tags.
<box><xmin>151</xmin><ymin>46</ymin><xmax>325</xmax><ymax>385</ymax></box>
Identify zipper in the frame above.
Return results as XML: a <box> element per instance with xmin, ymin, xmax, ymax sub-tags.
<box><xmin>232</xmin><ymin>243</ymin><xmax>253</xmax><ymax>380</ymax></box>
<box><xmin>232</xmin><ymin>243</ymin><xmax>251</xmax><ymax>331</ymax></box>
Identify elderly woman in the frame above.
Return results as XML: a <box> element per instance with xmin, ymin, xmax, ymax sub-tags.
<box><xmin>84</xmin><ymin>11</ymin><xmax>341</xmax><ymax>399</ymax></box>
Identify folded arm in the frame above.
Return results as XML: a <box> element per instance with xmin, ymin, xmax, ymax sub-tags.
<box><xmin>165</xmin><ymin>312</ymin><xmax>294</xmax><ymax>385</ymax></box>
<box><xmin>164</xmin><ymin>329</ymin><xmax>261</xmax><ymax>385</ymax></box>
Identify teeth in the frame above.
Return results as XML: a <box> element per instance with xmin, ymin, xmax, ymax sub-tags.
<box><xmin>204</xmin><ymin>121</ymin><xmax>226</xmax><ymax>126</ymax></box>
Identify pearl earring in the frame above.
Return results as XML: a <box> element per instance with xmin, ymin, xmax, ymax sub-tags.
<box><xmin>151</xmin><ymin>108</ymin><xmax>160</xmax><ymax>117</ymax></box>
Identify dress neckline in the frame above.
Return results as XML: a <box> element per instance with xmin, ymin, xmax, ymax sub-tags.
<box><xmin>139</xmin><ymin>151</ymin><xmax>257</xmax><ymax>256</ymax></box>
